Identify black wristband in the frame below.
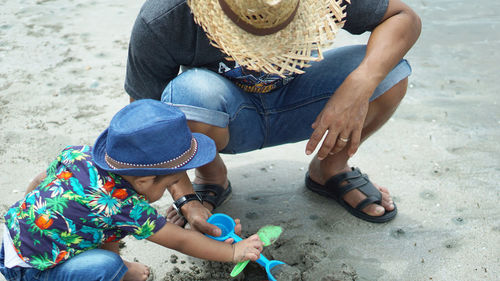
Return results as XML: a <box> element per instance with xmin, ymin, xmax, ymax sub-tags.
<box><xmin>172</xmin><ymin>193</ymin><xmax>202</xmax><ymax>218</ymax></box>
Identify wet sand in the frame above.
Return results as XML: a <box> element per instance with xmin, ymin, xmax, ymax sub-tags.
<box><xmin>1</xmin><ymin>0</ymin><xmax>499</xmax><ymax>280</ymax></box>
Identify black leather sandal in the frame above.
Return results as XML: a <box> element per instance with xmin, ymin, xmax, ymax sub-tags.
<box><xmin>305</xmin><ymin>167</ymin><xmax>397</xmax><ymax>223</ymax></box>
<box><xmin>193</xmin><ymin>181</ymin><xmax>233</xmax><ymax>211</ymax></box>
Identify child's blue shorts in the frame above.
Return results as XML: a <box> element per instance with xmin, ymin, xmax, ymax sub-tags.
<box><xmin>0</xmin><ymin>242</ymin><xmax>127</xmax><ymax>281</ymax></box>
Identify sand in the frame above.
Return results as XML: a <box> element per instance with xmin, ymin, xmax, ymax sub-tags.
<box><xmin>1</xmin><ymin>0</ymin><xmax>499</xmax><ymax>280</ymax></box>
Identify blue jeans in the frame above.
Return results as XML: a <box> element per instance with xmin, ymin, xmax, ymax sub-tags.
<box><xmin>0</xmin><ymin>244</ymin><xmax>127</xmax><ymax>281</ymax></box>
<box><xmin>162</xmin><ymin>45</ymin><xmax>411</xmax><ymax>154</ymax></box>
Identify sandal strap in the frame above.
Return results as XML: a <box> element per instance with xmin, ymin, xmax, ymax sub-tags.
<box><xmin>193</xmin><ymin>184</ymin><xmax>221</xmax><ymax>208</ymax></box>
<box><xmin>324</xmin><ymin>168</ymin><xmax>382</xmax><ymax>204</ymax></box>
<box><xmin>358</xmin><ymin>174</ymin><xmax>382</xmax><ymax>200</ymax></box>
<box><xmin>355</xmin><ymin>196</ymin><xmax>380</xmax><ymax>211</ymax></box>
<box><xmin>326</xmin><ymin>167</ymin><xmax>363</xmax><ymax>185</ymax></box>
<box><xmin>193</xmin><ymin>182</ymin><xmax>231</xmax><ymax>209</ymax></box>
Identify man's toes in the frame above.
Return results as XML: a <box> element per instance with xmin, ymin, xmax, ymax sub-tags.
<box><xmin>380</xmin><ymin>190</ymin><xmax>392</xmax><ymax>201</ymax></box>
<box><xmin>377</xmin><ymin>184</ymin><xmax>390</xmax><ymax>193</ymax></box>
<box><xmin>375</xmin><ymin>184</ymin><xmax>394</xmax><ymax>211</ymax></box>
<box><xmin>381</xmin><ymin>196</ymin><xmax>395</xmax><ymax>211</ymax></box>
<box><xmin>362</xmin><ymin>204</ymin><xmax>385</xmax><ymax>216</ymax></box>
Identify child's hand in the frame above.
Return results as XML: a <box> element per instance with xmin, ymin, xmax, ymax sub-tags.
<box><xmin>232</xmin><ymin>234</ymin><xmax>264</xmax><ymax>263</ymax></box>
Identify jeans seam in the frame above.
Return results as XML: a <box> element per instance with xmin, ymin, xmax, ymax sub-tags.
<box><xmin>258</xmin><ymin>95</ymin><xmax>270</xmax><ymax>148</ymax></box>
<box><xmin>110</xmin><ymin>262</ymin><xmax>127</xmax><ymax>281</ymax></box>
<box><xmin>161</xmin><ymin>82</ymin><xmax>173</xmax><ymax>102</ymax></box>
<box><xmin>228</xmin><ymin>105</ymin><xmax>261</xmax><ymax>122</ymax></box>
<box><xmin>262</xmin><ymin>113</ymin><xmax>270</xmax><ymax>148</ymax></box>
<box><xmin>267</xmin><ymin>94</ymin><xmax>332</xmax><ymax>114</ymax></box>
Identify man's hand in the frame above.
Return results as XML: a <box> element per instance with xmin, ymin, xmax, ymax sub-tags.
<box><xmin>305</xmin><ymin>0</ymin><xmax>421</xmax><ymax>160</ymax></box>
<box><xmin>166</xmin><ymin>172</ymin><xmax>242</xmax><ymax>237</ymax></box>
<box><xmin>166</xmin><ymin>200</ymin><xmax>242</xmax><ymax>238</ymax></box>
<box><xmin>185</xmin><ymin>201</ymin><xmax>220</xmax><ymax>236</ymax></box>
<box><xmin>166</xmin><ymin>172</ymin><xmax>218</xmax><ymax>236</ymax></box>
<box><xmin>305</xmin><ymin>70</ymin><xmax>374</xmax><ymax>160</ymax></box>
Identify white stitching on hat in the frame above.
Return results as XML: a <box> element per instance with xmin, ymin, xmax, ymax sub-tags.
<box><xmin>104</xmin><ymin>138</ymin><xmax>199</xmax><ymax>169</ymax></box>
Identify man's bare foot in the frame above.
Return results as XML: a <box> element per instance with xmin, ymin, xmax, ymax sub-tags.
<box><xmin>308</xmin><ymin>164</ymin><xmax>395</xmax><ymax>217</ymax></box>
<box><xmin>122</xmin><ymin>260</ymin><xmax>150</xmax><ymax>281</ymax></box>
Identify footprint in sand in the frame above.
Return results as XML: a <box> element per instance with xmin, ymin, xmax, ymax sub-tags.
<box><xmin>452</xmin><ymin>216</ymin><xmax>466</xmax><ymax>225</ymax></box>
<box><xmin>419</xmin><ymin>190</ymin><xmax>436</xmax><ymax>200</ymax></box>
<box><xmin>443</xmin><ymin>238</ymin><xmax>460</xmax><ymax>250</ymax></box>
<box><xmin>245</xmin><ymin>211</ymin><xmax>259</xmax><ymax>220</ymax></box>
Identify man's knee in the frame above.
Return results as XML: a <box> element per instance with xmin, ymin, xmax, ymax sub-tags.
<box><xmin>161</xmin><ymin>69</ymin><xmax>232</xmax><ymax>112</ymax></box>
<box><xmin>377</xmin><ymin>77</ymin><xmax>408</xmax><ymax>109</ymax></box>
<box><xmin>391</xmin><ymin>77</ymin><xmax>408</xmax><ymax>102</ymax></box>
<box><xmin>187</xmin><ymin>120</ymin><xmax>229</xmax><ymax>151</ymax></box>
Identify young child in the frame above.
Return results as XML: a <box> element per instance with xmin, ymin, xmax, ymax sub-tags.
<box><xmin>0</xmin><ymin>99</ymin><xmax>263</xmax><ymax>281</ymax></box>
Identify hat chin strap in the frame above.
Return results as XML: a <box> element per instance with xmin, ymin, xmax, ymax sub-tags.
<box><xmin>105</xmin><ymin>138</ymin><xmax>198</xmax><ymax>170</ymax></box>
<box><xmin>218</xmin><ymin>0</ymin><xmax>300</xmax><ymax>36</ymax></box>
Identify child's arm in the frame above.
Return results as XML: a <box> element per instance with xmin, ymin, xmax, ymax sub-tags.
<box><xmin>147</xmin><ymin>223</ymin><xmax>263</xmax><ymax>263</ymax></box>
<box><xmin>25</xmin><ymin>172</ymin><xmax>46</xmax><ymax>196</ymax></box>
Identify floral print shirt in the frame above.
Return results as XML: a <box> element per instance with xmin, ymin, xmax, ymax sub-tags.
<box><xmin>3</xmin><ymin>146</ymin><xmax>167</xmax><ymax>270</ymax></box>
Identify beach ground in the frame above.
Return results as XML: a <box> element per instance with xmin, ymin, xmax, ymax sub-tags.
<box><xmin>0</xmin><ymin>0</ymin><xmax>499</xmax><ymax>280</ymax></box>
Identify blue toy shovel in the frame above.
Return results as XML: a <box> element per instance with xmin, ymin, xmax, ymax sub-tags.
<box><xmin>206</xmin><ymin>213</ymin><xmax>285</xmax><ymax>281</ymax></box>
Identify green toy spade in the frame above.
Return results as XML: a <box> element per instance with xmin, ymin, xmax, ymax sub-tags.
<box><xmin>230</xmin><ymin>225</ymin><xmax>283</xmax><ymax>277</ymax></box>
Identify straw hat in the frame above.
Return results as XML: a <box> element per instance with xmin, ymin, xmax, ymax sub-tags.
<box><xmin>188</xmin><ymin>0</ymin><xmax>348</xmax><ymax>76</ymax></box>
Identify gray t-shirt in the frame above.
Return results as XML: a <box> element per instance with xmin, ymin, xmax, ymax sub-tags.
<box><xmin>125</xmin><ymin>0</ymin><xmax>389</xmax><ymax>100</ymax></box>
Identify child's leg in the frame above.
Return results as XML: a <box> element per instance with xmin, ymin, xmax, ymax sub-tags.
<box><xmin>24</xmin><ymin>171</ymin><xmax>46</xmax><ymax>196</ymax></box>
<box><xmin>36</xmin><ymin>249</ymin><xmax>127</xmax><ymax>281</ymax></box>
<box><xmin>101</xmin><ymin>242</ymin><xmax>150</xmax><ymax>281</ymax></box>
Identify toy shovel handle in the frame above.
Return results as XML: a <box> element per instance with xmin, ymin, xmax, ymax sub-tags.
<box><xmin>231</xmin><ymin>253</ymin><xmax>269</xmax><ymax>278</ymax></box>
<box><xmin>228</xmin><ymin>233</ymin><xmax>246</xmax><ymax>277</ymax></box>
<box><xmin>230</xmin><ymin>260</ymin><xmax>249</xmax><ymax>277</ymax></box>
<box><xmin>230</xmin><ymin>232</ymin><xmax>242</xmax><ymax>243</ymax></box>
<box><xmin>265</xmin><ymin>260</ymin><xmax>285</xmax><ymax>281</ymax></box>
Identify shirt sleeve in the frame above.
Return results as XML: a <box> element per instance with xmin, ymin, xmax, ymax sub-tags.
<box><xmin>111</xmin><ymin>195</ymin><xmax>167</xmax><ymax>240</ymax></box>
<box><xmin>342</xmin><ymin>0</ymin><xmax>389</xmax><ymax>35</ymax></box>
<box><xmin>125</xmin><ymin>14</ymin><xmax>180</xmax><ymax>101</ymax></box>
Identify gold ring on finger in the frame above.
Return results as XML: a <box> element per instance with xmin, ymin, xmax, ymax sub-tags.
<box><xmin>339</xmin><ymin>137</ymin><xmax>350</xmax><ymax>142</ymax></box>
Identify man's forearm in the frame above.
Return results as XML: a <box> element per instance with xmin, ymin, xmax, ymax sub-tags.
<box><xmin>356</xmin><ymin>0</ymin><xmax>422</xmax><ymax>86</ymax></box>
<box><xmin>167</xmin><ymin>171</ymin><xmax>197</xmax><ymax>201</ymax></box>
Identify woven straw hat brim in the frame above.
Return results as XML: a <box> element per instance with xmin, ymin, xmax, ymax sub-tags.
<box><xmin>188</xmin><ymin>0</ymin><xmax>348</xmax><ymax>76</ymax></box>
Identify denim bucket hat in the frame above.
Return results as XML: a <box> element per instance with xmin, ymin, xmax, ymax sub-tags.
<box><xmin>92</xmin><ymin>99</ymin><xmax>216</xmax><ymax>176</ymax></box>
